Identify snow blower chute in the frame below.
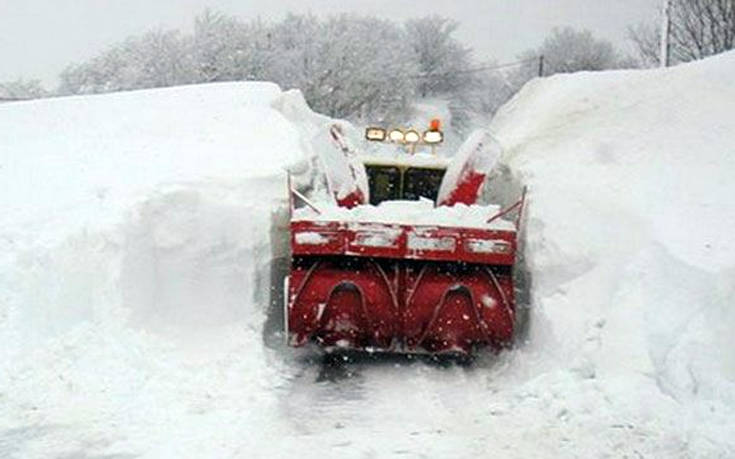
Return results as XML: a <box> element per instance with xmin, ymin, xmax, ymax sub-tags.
<box><xmin>285</xmin><ymin>121</ymin><xmax>525</xmax><ymax>356</ymax></box>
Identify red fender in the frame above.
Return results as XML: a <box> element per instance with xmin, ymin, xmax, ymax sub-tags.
<box><xmin>312</xmin><ymin>123</ymin><xmax>369</xmax><ymax>209</ymax></box>
<box><xmin>288</xmin><ymin>259</ymin><xmax>398</xmax><ymax>349</ymax></box>
<box><xmin>404</xmin><ymin>265</ymin><xmax>514</xmax><ymax>353</ymax></box>
<box><xmin>437</xmin><ymin>130</ymin><xmax>502</xmax><ymax>207</ymax></box>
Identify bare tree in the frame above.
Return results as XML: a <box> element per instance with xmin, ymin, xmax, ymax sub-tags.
<box><xmin>477</xmin><ymin>68</ymin><xmax>517</xmax><ymax>116</ymax></box>
<box><xmin>629</xmin><ymin>0</ymin><xmax>735</xmax><ymax>66</ymax></box>
<box><xmin>628</xmin><ymin>22</ymin><xmax>662</xmax><ymax>67</ymax></box>
<box><xmin>671</xmin><ymin>0</ymin><xmax>735</xmax><ymax>61</ymax></box>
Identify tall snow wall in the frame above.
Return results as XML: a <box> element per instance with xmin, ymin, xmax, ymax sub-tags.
<box><xmin>490</xmin><ymin>50</ymin><xmax>735</xmax><ymax>449</ymax></box>
<box><xmin>0</xmin><ymin>83</ymin><xmax>344</xmax><ymax>456</ymax></box>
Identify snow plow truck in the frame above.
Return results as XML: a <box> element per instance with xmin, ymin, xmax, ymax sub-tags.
<box><xmin>285</xmin><ymin>121</ymin><xmax>525</xmax><ymax>356</ymax></box>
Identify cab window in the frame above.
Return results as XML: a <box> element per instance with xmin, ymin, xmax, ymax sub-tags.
<box><xmin>403</xmin><ymin>167</ymin><xmax>445</xmax><ymax>202</ymax></box>
<box><xmin>366</xmin><ymin>165</ymin><xmax>401</xmax><ymax>205</ymax></box>
<box><xmin>365</xmin><ymin>165</ymin><xmax>446</xmax><ymax>205</ymax></box>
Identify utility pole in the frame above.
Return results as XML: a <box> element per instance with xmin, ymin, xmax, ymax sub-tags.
<box><xmin>660</xmin><ymin>0</ymin><xmax>671</xmax><ymax>67</ymax></box>
<box><xmin>538</xmin><ymin>55</ymin><xmax>545</xmax><ymax>77</ymax></box>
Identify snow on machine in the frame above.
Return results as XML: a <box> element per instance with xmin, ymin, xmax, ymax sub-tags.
<box><xmin>285</xmin><ymin>120</ymin><xmax>525</xmax><ymax>356</ymax></box>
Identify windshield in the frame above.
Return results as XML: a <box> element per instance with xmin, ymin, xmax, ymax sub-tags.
<box><xmin>403</xmin><ymin>167</ymin><xmax>445</xmax><ymax>202</ymax></box>
<box><xmin>365</xmin><ymin>164</ymin><xmax>446</xmax><ymax>205</ymax></box>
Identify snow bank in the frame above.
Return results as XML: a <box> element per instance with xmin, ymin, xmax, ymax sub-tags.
<box><xmin>490</xmin><ymin>50</ymin><xmax>735</xmax><ymax>454</ymax></box>
<box><xmin>0</xmin><ymin>82</ymin><xmax>311</xmax><ymax>342</ymax></box>
<box><xmin>1</xmin><ymin>83</ymin><xmax>300</xmax><ymax>239</ymax></box>
<box><xmin>0</xmin><ymin>83</ymin><xmax>321</xmax><ymax>457</ymax></box>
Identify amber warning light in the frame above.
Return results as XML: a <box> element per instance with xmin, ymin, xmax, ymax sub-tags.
<box><xmin>423</xmin><ymin>118</ymin><xmax>443</xmax><ymax>144</ymax></box>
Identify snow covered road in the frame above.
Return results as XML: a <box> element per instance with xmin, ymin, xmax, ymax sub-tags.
<box><xmin>2</xmin><ymin>53</ymin><xmax>735</xmax><ymax>458</ymax></box>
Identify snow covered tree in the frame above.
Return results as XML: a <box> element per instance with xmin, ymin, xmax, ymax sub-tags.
<box><xmin>474</xmin><ymin>27</ymin><xmax>636</xmax><ymax>120</ymax></box>
<box><xmin>0</xmin><ymin>78</ymin><xmax>48</xmax><ymax>100</ymax></box>
<box><xmin>267</xmin><ymin>14</ymin><xmax>418</xmax><ymax>122</ymax></box>
<box><xmin>264</xmin><ymin>14</ymin><xmax>323</xmax><ymax>100</ymax></box>
<box><xmin>192</xmin><ymin>9</ymin><xmax>270</xmax><ymax>82</ymax></box>
<box><xmin>405</xmin><ymin>16</ymin><xmax>477</xmax><ymax>98</ymax></box>
<box><xmin>530</xmin><ymin>27</ymin><xmax>630</xmax><ymax>75</ymax></box>
<box><xmin>59</xmin><ymin>30</ymin><xmax>195</xmax><ymax>95</ymax></box>
<box><xmin>506</xmin><ymin>27</ymin><xmax>634</xmax><ymax>97</ymax></box>
<box><xmin>404</xmin><ymin>16</ymin><xmax>481</xmax><ymax>134</ymax></box>
<box><xmin>58</xmin><ymin>11</ymin><xmax>505</xmax><ymax>123</ymax></box>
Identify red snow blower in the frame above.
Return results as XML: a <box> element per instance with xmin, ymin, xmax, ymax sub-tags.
<box><xmin>285</xmin><ymin>120</ymin><xmax>525</xmax><ymax>356</ymax></box>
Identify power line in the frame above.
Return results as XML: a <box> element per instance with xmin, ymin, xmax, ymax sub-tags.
<box><xmin>408</xmin><ymin>56</ymin><xmax>540</xmax><ymax>80</ymax></box>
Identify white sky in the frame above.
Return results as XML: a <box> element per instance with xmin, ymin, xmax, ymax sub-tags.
<box><xmin>0</xmin><ymin>0</ymin><xmax>662</xmax><ymax>88</ymax></box>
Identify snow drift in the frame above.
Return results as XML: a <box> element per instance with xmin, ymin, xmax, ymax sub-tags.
<box><xmin>1</xmin><ymin>51</ymin><xmax>734</xmax><ymax>457</ymax></box>
<box><xmin>489</xmin><ymin>50</ymin><xmax>735</xmax><ymax>454</ymax></box>
<box><xmin>1</xmin><ymin>83</ymin><xmax>303</xmax><ymax>348</ymax></box>
<box><xmin>0</xmin><ymin>83</ymin><xmax>325</xmax><ymax>457</ymax></box>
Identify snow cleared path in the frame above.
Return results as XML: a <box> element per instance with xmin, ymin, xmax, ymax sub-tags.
<box><xmin>1</xmin><ymin>53</ymin><xmax>734</xmax><ymax>458</ymax></box>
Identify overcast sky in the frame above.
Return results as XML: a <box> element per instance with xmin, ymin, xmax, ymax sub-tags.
<box><xmin>1</xmin><ymin>0</ymin><xmax>662</xmax><ymax>88</ymax></box>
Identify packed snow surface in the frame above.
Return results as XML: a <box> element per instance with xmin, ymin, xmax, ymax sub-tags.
<box><xmin>293</xmin><ymin>199</ymin><xmax>515</xmax><ymax>231</ymax></box>
<box><xmin>2</xmin><ymin>51</ymin><xmax>735</xmax><ymax>458</ymax></box>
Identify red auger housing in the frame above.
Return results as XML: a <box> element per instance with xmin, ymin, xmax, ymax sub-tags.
<box><xmin>285</xmin><ymin>124</ymin><xmax>525</xmax><ymax>356</ymax></box>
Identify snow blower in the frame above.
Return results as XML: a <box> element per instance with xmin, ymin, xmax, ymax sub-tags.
<box><xmin>285</xmin><ymin>120</ymin><xmax>525</xmax><ymax>356</ymax></box>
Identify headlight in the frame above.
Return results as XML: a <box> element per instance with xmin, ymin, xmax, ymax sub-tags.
<box><xmin>365</xmin><ymin>127</ymin><xmax>386</xmax><ymax>141</ymax></box>
<box><xmin>295</xmin><ymin>231</ymin><xmax>334</xmax><ymax>245</ymax></box>
<box><xmin>423</xmin><ymin>130</ymin><xmax>443</xmax><ymax>144</ymax></box>
<box><xmin>404</xmin><ymin>129</ymin><xmax>421</xmax><ymax>144</ymax></box>
<box><xmin>407</xmin><ymin>233</ymin><xmax>456</xmax><ymax>252</ymax></box>
<box><xmin>465</xmin><ymin>239</ymin><xmax>512</xmax><ymax>254</ymax></box>
<box><xmin>388</xmin><ymin>129</ymin><xmax>405</xmax><ymax>143</ymax></box>
<box><xmin>352</xmin><ymin>230</ymin><xmax>400</xmax><ymax>248</ymax></box>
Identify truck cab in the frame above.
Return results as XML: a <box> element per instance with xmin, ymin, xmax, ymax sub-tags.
<box><xmin>362</xmin><ymin>154</ymin><xmax>449</xmax><ymax>204</ymax></box>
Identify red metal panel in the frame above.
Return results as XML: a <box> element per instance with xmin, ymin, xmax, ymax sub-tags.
<box><xmin>287</xmin><ymin>257</ymin><xmax>516</xmax><ymax>355</ymax></box>
<box><xmin>344</xmin><ymin>224</ymin><xmax>406</xmax><ymax>259</ymax></box>
<box><xmin>290</xmin><ymin>221</ymin><xmax>344</xmax><ymax>256</ymax></box>
<box><xmin>403</xmin><ymin>265</ymin><xmax>514</xmax><ymax>353</ymax></box>
<box><xmin>288</xmin><ymin>259</ymin><xmax>399</xmax><ymax>350</ymax></box>
<box><xmin>290</xmin><ymin>220</ymin><xmax>516</xmax><ymax>265</ymax></box>
<box><xmin>336</xmin><ymin>190</ymin><xmax>366</xmax><ymax>209</ymax></box>
<box><xmin>455</xmin><ymin>228</ymin><xmax>516</xmax><ymax>266</ymax></box>
<box><xmin>437</xmin><ymin>170</ymin><xmax>486</xmax><ymax>207</ymax></box>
